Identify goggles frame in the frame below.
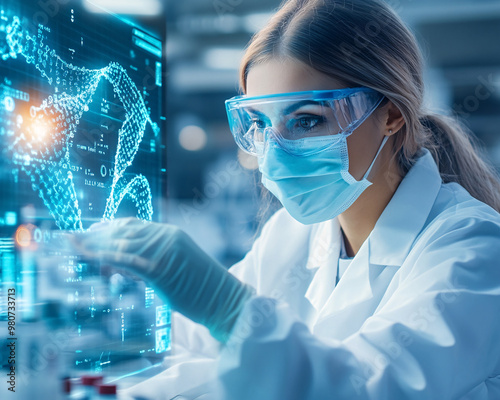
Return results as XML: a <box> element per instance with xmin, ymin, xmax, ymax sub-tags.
<box><xmin>225</xmin><ymin>87</ymin><xmax>385</xmax><ymax>157</ymax></box>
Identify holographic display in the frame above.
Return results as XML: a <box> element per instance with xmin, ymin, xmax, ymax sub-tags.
<box><xmin>0</xmin><ymin>0</ymin><xmax>169</xmax><ymax>387</ymax></box>
<box><xmin>1</xmin><ymin>12</ymin><xmax>160</xmax><ymax>229</ymax></box>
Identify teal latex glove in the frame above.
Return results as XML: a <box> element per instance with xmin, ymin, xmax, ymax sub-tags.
<box><xmin>76</xmin><ymin>218</ymin><xmax>254</xmax><ymax>343</ymax></box>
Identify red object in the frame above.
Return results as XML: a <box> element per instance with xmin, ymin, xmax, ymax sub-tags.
<box><xmin>80</xmin><ymin>375</ymin><xmax>104</xmax><ymax>386</ymax></box>
<box><xmin>62</xmin><ymin>378</ymin><xmax>71</xmax><ymax>394</ymax></box>
<box><xmin>98</xmin><ymin>384</ymin><xmax>117</xmax><ymax>395</ymax></box>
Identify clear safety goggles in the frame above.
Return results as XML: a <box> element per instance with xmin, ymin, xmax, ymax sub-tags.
<box><xmin>225</xmin><ymin>87</ymin><xmax>385</xmax><ymax>156</ymax></box>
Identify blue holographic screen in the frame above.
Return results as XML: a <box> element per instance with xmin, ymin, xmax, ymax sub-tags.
<box><xmin>0</xmin><ymin>0</ymin><xmax>170</xmax><ymax>378</ymax></box>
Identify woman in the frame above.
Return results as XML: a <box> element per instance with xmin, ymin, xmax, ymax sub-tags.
<box><xmin>80</xmin><ymin>0</ymin><xmax>500</xmax><ymax>398</ymax></box>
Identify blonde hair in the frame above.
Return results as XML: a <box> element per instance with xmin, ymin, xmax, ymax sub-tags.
<box><xmin>240</xmin><ymin>0</ymin><xmax>500</xmax><ymax>212</ymax></box>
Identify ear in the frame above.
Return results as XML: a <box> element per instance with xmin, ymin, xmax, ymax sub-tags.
<box><xmin>383</xmin><ymin>101</ymin><xmax>405</xmax><ymax>136</ymax></box>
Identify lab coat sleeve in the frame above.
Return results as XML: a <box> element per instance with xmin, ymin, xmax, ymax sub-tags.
<box><xmin>217</xmin><ymin>215</ymin><xmax>500</xmax><ymax>400</ymax></box>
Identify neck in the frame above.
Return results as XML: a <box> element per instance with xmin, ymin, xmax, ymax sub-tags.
<box><xmin>338</xmin><ymin>144</ymin><xmax>403</xmax><ymax>258</ymax></box>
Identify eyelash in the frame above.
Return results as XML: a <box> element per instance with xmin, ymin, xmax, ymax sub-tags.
<box><xmin>250</xmin><ymin>114</ymin><xmax>325</xmax><ymax>127</ymax></box>
<box><xmin>250</xmin><ymin>117</ymin><xmax>266</xmax><ymax>129</ymax></box>
<box><xmin>292</xmin><ymin>114</ymin><xmax>325</xmax><ymax>132</ymax></box>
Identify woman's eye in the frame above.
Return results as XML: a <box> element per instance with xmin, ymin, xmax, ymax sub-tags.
<box><xmin>251</xmin><ymin>118</ymin><xmax>266</xmax><ymax>129</ymax></box>
<box><xmin>294</xmin><ymin>116</ymin><xmax>324</xmax><ymax>131</ymax></box>
<box><xmin>298</xmin><ymin>117</ymin><xmax>320</xmax><ymax>129</ymax></box>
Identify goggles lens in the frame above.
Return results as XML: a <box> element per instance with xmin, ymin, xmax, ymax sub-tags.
<box><xmin>225</xmin><ymin>88</ymin><xmax>385</xmax><ymax>156</ymax></box>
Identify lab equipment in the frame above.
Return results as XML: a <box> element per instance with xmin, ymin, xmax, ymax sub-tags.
<box><xmin>225</xmin><ymin>87</ymin><xmax>384</xmax><ymax>156</ymax></box>
<box><xmin>96</xmin><ymin>384</ymin><xmax>118</xmax><ymax>399</ymax></box>
<box><xmin>81</xmin><ymin>375</ymin><xmax>104</xmax><ymax>399</ymax></box>
<box><xmin>60</xmin><ymin>374</ymin><xmax>119</xmax><ymax>400</ymax></box>
<box><xmin>62</xmin><ymin>377</ymin><xmax>72</xmax><ymax>399</ymax></box>
<box><xmin>76</xmin><ymin>218</ymin><xmax>254</xmax><ymax>343</ymax></box>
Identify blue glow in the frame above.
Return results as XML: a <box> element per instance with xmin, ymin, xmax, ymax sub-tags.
<box><xmin>156</xmin><ymin>304</ymin><xmax>171</xmax><ymax>327</ymax></box>
<box><xmin>0</xmin><ymin>15</ymin><xmax>159</xmax><ymax>230</ymax></box>
<box><xmin>156</xmin><ymin>61</ymin><xmax>162</xmax><ymax>87</ymax></box>
<box><xmin>132</xmin><ymin>37</ymin><xmax>162</xmax><ymax>59</ymax></box>
<box><xmin>133</xmin><ymin>29</ymin><xmax>162</xmax><ymax>50</ymax></box>
<box><xmin>4</xmin><ymin>211</ymin><xmax>16</xmax><ymax>226</ymax></box>
<box><xmin>3</xmin><ymin>95</ymin><xmax>14</xmax><ymax>111</ymax></box>
<box><xmin>0</xmin><ymin>2</ymin><xmax>170</xmax><ymax>376</ymax></box>
<box><xmin>0</xmin><ymin>239</ymin><xmax>15</xmax><ymax>321</ymax></box>
<box><xmin>155</xmin><ymin>327</ymin><xmax>171</xmax><ymax>353</ymax></box>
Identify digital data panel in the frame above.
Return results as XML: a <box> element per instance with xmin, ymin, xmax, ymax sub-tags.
<box><xmin>0</xmin><ymin>0</ymin><xmax>169</xmax><ymax>383</ymax></box>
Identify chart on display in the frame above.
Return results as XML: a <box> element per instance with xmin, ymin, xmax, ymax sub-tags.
<box><xmin>0</xmin><ymin>0</ymin><xmax>170</xmax><ymax>377</ymax></box>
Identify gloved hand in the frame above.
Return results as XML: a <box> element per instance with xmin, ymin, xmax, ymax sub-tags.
<box><xmin>74</xmin><ymin>218</ymin><xmax>254</xmax><ymax>343</ymax></box>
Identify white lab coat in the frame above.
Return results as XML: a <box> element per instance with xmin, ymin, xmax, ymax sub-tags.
<box><xmin>122</xmin><ymin>149</ymin><xmax>500</xmax><ymax>400</ymax></box>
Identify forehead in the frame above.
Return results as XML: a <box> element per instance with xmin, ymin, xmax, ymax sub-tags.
<box><xmin>246</xmin><ymin>57</ymin><xmax>345</xmax><ymax>97</ymax></box>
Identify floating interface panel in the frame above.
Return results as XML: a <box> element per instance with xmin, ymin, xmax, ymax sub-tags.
<box><xmin>0</xmin><ymin>0</ymin><xmax>169</xmax><ymax>381</ymax></box>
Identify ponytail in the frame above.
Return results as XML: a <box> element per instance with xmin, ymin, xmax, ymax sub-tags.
<box><xmin>420</xmin><ymin>114</ymin><xmax>500</xmax><ymax>213</ymax></box>
<box><xmin>240</xmin><ymin>0</ymin><xmax>500</xmax><ymax>214</ymax></box>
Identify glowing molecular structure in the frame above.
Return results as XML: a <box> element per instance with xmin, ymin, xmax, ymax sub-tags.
<box><xmin>0</xmin><ymin>15</ymin><xmax>159</xmax><ymax>230</ymax></box>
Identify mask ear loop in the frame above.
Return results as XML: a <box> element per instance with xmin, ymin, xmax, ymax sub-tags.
<box><xmin>362</xmin><ymin>134</ymin><xmax>390</xmax><ymax>181</ymax></box>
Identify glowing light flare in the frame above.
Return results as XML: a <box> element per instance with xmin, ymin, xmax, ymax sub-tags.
<box><xmin>33</xmin><ymin>121</ymin><xmax>50</xmax><ymax>141</ymax></box>
<box><xmin>15</xmin><ymin>224</ymin><xmax>35</xmax><ymax>248</ymax></box>
<box><xmin>23</xmin><ymin>110</ymin><xmax>60</xmax><ymax>151</ymax></box>
<box><xmin>179</xmin><ymin>125</ymin><xmax>207</xmax><ymax>151</ymax></box>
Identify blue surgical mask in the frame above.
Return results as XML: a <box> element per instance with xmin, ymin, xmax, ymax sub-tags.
<box><xmin>257</xmin><ymin>135</ymin><xmax>389</xmax><ymax>224</ymax></box>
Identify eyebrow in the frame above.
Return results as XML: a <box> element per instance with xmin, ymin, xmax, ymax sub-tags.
<box><xmin>247</xmin><ymin>100</ymin><xmax>323</xmax><ymax>118</ymax></box>
<box><xmin>246</xmin><ymin>107</ymin><xmax>266</xmax><ymax>118</ymax></box>
<box><xmin>283</xmin><ymin>100</ymin><xmax>322</xmax><ymax>115</ymax></box>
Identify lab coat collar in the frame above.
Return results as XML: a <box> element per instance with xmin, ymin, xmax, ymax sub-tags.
<box><xmin>368</xmin><ymin>149</ymin><xmax>442</xmax><ymax>266</ymax></box>
<box><xmin>305</xmin><ymin>149</ymin><xmax>442</xmax><ymax>316</ymax></box>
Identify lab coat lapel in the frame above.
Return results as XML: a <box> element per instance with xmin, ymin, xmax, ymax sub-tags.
<box><xmin>311</xmin><ymin>237</ymin><xmax>380</xmax><ymax>339</ymax></box>
<box><xmin>313</xmin><ymin>242</ymin><xmax>403</xmax><ymax>339</ymax></box>
<box><xmin>302</xmin><ymin>206</ymin><xmax>388</xmax><ymax>333</ymax></box>
<box><xmin>304</xmin><ymin>218</ymin><xmax>342</xmax><ymax>312</ymax></box>
<box><xmin>307</xmin><ymin>150</ymin><xmax>443</xmax><ymax>340</ymax></box>
<box><xmin>321</xmin><ymin>238</ymin><xmax>373</xmax><ymax>314</ymax></box>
